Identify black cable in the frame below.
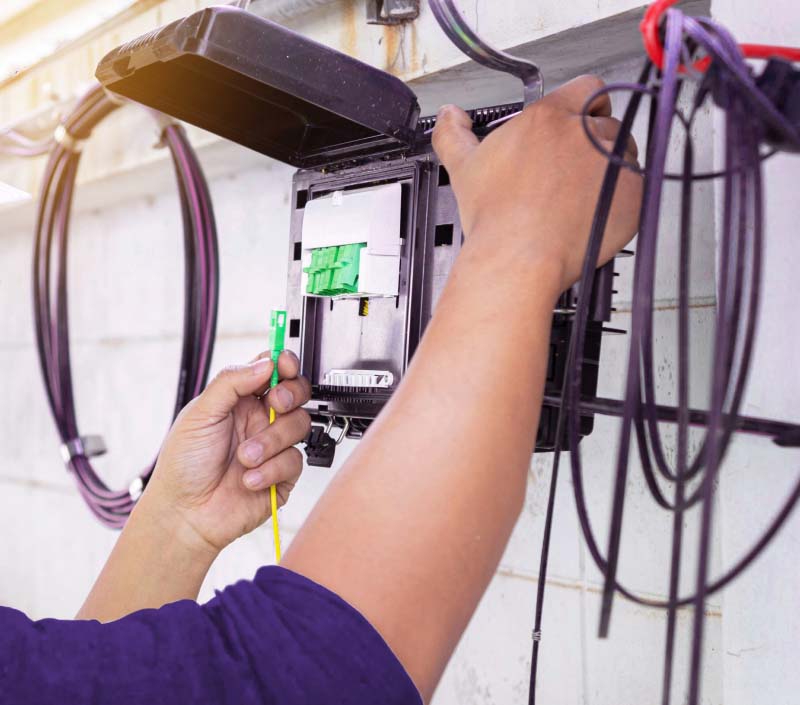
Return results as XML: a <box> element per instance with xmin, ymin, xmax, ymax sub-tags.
<box><xmin>526</xmin><ymin>61</ymin><xmax>652</xmax><ymax>705</ymax></box>
<box><xmin>32</xmin><ymin>85</ymin><xmax>219</xmax><ymax>528</ymax></box>
<box><xmin>526</xmin><ymin>8</ymin><xmax>800</xmax><ymax>705</ymax></box>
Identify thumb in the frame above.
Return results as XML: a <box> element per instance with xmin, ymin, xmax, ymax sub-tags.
<box><xmin>432</xmin><ymin>105</ymin><xmax>479</xmax><ymax>178</ymax></box>
<box><xmin>192</xmin><ymin>358</ymin><xmax>274</xmax><ymax>420</ymax></box>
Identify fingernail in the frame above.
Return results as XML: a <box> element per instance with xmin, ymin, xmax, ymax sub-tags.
<box><xmin>241</xmin><ymin>441</ymin><xmax>263</xmax><ymax>464</ymax></box>
<box><xmin>243</xmin><ymin>470</ymin><xmax>263</xmax><ymax>489</ymax></box>
<box><xmin>281</xmin><ymin>349</ymin><xmax>299</xmax><ymax>363</ymax></box>
<box><xmin>250</xmin><ymin>358</ymin><xmax>272</xmax><ymax>376</ymax></box>
<box><xmin>276</xmin><ymin>387</ymin><xmax>294</xmax><ymax>408</ymax></box>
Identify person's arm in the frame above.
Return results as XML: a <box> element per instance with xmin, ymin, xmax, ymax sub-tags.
<box><xmin>279</xmin><ymin>75</ymin><xmax>643</xmax><ymax>701</ymax></box>
<box><xmin>75</xmin><ymin>493</ymin><xmax>218</xmax><ymax>622</ymax></box>
<box><xmin>77</xmin><ymin>351</ymin><xmax>312</xmax><ymax>622</ymax></box>
<box><xmin>2</xmin><ymin>354</ymin><xmax>414</xmax><ymax>705</ymax></box>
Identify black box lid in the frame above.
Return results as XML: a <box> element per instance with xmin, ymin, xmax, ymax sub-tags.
<box><xmin>96</xmin><ymin>6</ymin><xmax>421</xmax><ymax>168</ymax></box>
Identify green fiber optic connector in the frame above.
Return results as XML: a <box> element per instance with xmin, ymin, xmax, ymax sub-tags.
<box><xmin>304</xmin><ymin>243</ymin><xmax>366</xmax><ymax>296</ymax></box>
<box><xmin>269</xmin><ymin>309</ymin><xmax>287</xmax><ymax>386</ymax></box>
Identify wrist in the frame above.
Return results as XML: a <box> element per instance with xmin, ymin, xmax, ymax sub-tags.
<box><xmin>463</xmin><ymin>226</ymin><xmax>567</xmax><ymax>303</ymax></box>
<box><xmin>133</xmin><ymin>489</ymin><xmax>221</xmax><ymax>568</ymax></box>
<box><xmin>78</xmin><ymin>486</ymin><xmax>219</xmax><ymax>621</ymax></box>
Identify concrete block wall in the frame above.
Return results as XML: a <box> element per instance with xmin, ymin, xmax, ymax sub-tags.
<box><xmin>0</xmin><ymin>1</ymin><xmax>796</xmax><ymax>703</ymax></box>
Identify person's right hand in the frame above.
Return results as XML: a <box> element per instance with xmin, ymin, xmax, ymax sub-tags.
<box><xmin>432</xmin><ymin>74</ymin><xmax>642</xmax><ymax>292</ymax></box>
<box><xmin>141</xmin><ymin>350</ymin><xmax>311</xmax><ymax>556</ymax></box>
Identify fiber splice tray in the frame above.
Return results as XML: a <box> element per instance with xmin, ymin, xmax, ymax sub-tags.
<box><xmin>97</xmin><ymin>6</ymin><xmax>615</xmax><ymax>462</ymax></box>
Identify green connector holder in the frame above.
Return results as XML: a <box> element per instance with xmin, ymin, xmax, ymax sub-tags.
<box><xmin>304</xmin><ymin>243</ymin><xmax>366</xmax><ymax>296</ymax></box>
<box><xmin>269</xmin><ymin>310</ymin><xmax>287</xmax><ymax>387</ymax></box>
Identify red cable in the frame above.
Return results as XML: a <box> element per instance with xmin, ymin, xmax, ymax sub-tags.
<box><xmin>641</xmin><ymin>0</ymin><xmax>800</xmax><ymax>70</ymax></box>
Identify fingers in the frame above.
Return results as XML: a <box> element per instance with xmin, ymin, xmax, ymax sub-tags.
<box><xmin>241</xmin><ymin>446</ymin><xmax>304</xmax><ymax>492</ymax></box>
<box><xmin>265</xmin><ymin>374</ymin><xmax>312</xmax><ymax>414</ymax></box>
<box><xmin>589</xmin><ymin>117</ymin><xmax>639</xmax><ymax>162</ymax></box>
<box><xmin>237</xmin><ymin>407</ymin><xmax>312</xmax><ymax>469</ymax></box>
<box><xmin>192</xmin><ymin>358</ymin><xmax>275</xmax><ymax>420</ymax></box>
<box><xmin>276</xmin><ymin>349</ymin><xmax>301</xmax><ymax>379</ymax></box>
<box><xmin>549</xmin><ymin>74</ymin><xmax>611</xmax><ymax>116</ymax></box>
<box><xmin>432</xmin><ymin>104</ymin><xmax>479</xmax><ymax>178</ymax></box>
<box><xmin>251</xmin><ymin>349</ymin><xmax>303</xmax><ymax>399</ymax></box>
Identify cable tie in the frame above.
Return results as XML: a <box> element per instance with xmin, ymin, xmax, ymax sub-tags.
<box><xmin>129</xmin><ymin>477</ymin><xmax>145</xmax><ymax>501</ymax></box>
<box><xmin>53</xmin><ymin>124</ymin><xmax>84</xmax><ymax>153</ymax></box>
<box><xmin>60</xmin><ymin>435</ymin><xmax>107</xmax><ymax>465</ymax></box>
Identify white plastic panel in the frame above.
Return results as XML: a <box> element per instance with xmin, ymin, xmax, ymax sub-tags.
<box><xmin>300</xmin><ymin>182</ymin><xmax>402</xmax><ymax>297</ymax></box>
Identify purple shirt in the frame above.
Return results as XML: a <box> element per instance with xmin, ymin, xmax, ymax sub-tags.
<box><xmin>0</xmin><ymin>566</ymin><xmax>422</xmax><ymax>704</ymax></box>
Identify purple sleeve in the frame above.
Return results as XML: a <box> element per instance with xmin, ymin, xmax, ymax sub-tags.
<box><xmin>0</xmin><ymin>566</ymin><xmax>422</xmax><ymax>705</ymax></box>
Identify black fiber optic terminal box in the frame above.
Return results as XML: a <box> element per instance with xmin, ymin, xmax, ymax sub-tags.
<box><xmin>97</xmin><ymin>6</ymin><xmax>620</xmax><ymax>467</ymax></box>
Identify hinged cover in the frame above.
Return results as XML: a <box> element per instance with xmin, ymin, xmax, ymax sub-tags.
<box><xmin>95</xmin><ymin>6</ymin><xmax>421</xmax><ymax>168</ymax></box>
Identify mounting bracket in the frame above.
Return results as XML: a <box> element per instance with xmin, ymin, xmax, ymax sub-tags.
<box><xmin>367</xmin><ymin>0</ymin><xmax>420</xmax><ymax>25</ymax></box>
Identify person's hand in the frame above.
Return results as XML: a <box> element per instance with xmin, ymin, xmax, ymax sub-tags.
<box><xmin>432</xmin><ymin>74</ymin><xmax>642</xmax><ymax>291</ymax></box>
<box><xmin>140</xmin><ymin>351</ymin><xmax>312</xmax><ymax>556</ymax></box>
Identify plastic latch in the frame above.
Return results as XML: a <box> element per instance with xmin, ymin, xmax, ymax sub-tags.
<box><xmin>305</xmin><ymin>426</ymin><xmax>337</xmax><ymax>467</ymax></box>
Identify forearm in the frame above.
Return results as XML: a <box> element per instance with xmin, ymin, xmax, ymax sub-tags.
<box><xmin>76</xmin><ymin>351</ymin><xmax>311</xmax><ymax>623</ymax></box>
<box><xmin>283</xmin><ymin>233</ymin><xmax>563</xmax><ymax>699</ymax></box>
<box><xmin>77</xmin><ymin>492</ymin><xmax>218</xmax><ymax>622</ymax></box>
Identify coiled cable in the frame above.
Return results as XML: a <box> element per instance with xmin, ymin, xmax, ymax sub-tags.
<box><xmin>32</xmin><ymin>84</ymin><xmax>219</xmax><ymax>528</ymax></box>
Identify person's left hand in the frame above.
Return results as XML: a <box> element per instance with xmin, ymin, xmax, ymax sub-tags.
<box><xmin>141</xmin><ymin>350</ymin><xmax>312</xmax><ymax>556</ymax></box>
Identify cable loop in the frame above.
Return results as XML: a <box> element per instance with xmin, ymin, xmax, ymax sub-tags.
<box><xmin>33</xmin><ymin>84</ymin><xmax>219</xmax><ymax>528</ymax></box>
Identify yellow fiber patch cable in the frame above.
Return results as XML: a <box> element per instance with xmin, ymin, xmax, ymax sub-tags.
<box><xmin>268</xmin><ymin>309</ymin><xmax>287</xmax><ymax>562</ymax></box>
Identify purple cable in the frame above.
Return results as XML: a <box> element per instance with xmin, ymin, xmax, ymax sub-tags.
<box><xmin>32</xmin><ymin>85</ymin><xmax>219</xmax><ymax>528</ymax></box>
<box><xmin>166</xmin><ymin>129</ymin><xmax>218</xmax><ymax>396</ymax></box>
<box><xmin>528</xmin><ymin>7</ymin><xmax>800</xmax><ymax>705</ymax></box>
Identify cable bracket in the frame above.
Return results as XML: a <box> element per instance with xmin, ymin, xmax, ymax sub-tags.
<box><xmin>60</xmin><ymin>435</ymin><xmax>107</xmax><ymax>465</ymax></box>
<box><xmin>151</xmin><ymin>110</ymin><xmax>181</xmax><ymax>149</ymax></box>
